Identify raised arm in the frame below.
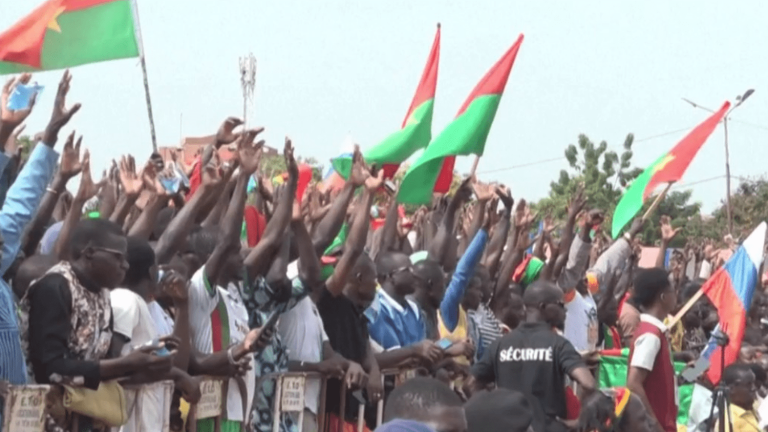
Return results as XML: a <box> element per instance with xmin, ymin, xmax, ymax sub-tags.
<box><xmin>557</xmin><ymin>210</ymin><xmax>602</xmax><ymax>293</ymax></box>
<box><xmin>244</xmin><ymin>137</ymin><xmax>297</xmax><ymax>278</ymax></box>
<box><xmin>0</xmin><ymin>74</ymin><xmax>37</xmax><ymax>150</ymax></box>
<box><xmin>311</xmin><ymin>145</ymin><xmax>367</xmax><ymax>256</ymax></box>
<box><xmin>127</xmin><ymin>164</ymin><xmax>171</xmax><ymax>239</ymax></box>
<box><xmin>325</xmin><ymin>165</ymin><xmax>383</xmax><ymax>296</ymax></box>
<box><xmin>655</xmin><ymin>215</ymin><xmax>681</xmax><ymax>269</ymax></box>
<box><xmin>440</xmin><ymin>210</ymin><xmax>491</xmax><ymax>332</ymax></box>
<box><xmin>109</xmin><ymin>155</ymin><xmax>144</xmax><ymax>226</ymax></box>
<box><xmin>493</xmin><ymin>201</ymin><xmax>534</xmax><ymax>296</ymax></box>
<box><xmin>22</xmin><ymin>132</ymin><xmax>83</xmax><ymax>257</ymax></box>
<box><xmin>205</xmin><ymin>129</ymin><xmax>263</xmax><ymax>287</ymax></box>
<box><xmin>483</xmin><ymin>187</ymin><xmax>512</xmax><ymax>281</ymax></box>
<box><xmin>54</xmin><ymin>151</ymin><xmax>102</xmax><ymax>260</ymax></box>
<box><xmin>428</xmin><ymin>177</ymin><xmax>472</xmax><ymax>267</ymax></box>
<box><xmin>552</xmin><ymin>186</ymin><xmax>586</xmax><ymax>279</ymax></box>
<box><xmin>2</xmin><ymin>70</ymin><xmax>80</xmax><ymax>273</ymax></box>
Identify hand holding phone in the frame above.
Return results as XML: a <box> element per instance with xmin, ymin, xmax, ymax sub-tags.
<box><xmin>7</xmin><ymin>83</ymin><xmax>43</xmax><ymax>111</ymax></box>
<box><xmin>436</xmin><ymin>338</ymin><xmax>454</xmax><ymax>350</ymax></box>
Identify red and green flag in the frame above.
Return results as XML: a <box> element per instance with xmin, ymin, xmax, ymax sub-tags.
<box><xmin>0</xmin><ymin>0</ymin><xmax>140</xmax><ymax>75</ymax></box>
<box><xmin>398</xmin><ymin>34</ymin><xmax>524</xmax><ymax>204</ymax></box>
<box><xmin>611</xmin><ymin>101</ymin><xmax>730</xmax><ymax>238</ymax></box>
<box><xmin>332</xmin><ymin>25</ymin><xmax>440</xmax><ymax>180</ymax></box>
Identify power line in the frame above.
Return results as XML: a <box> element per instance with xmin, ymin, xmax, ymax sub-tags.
<box><xmin>477</xmin><ymin>125</ymin><xmax>698</xmax><ymax>175</ymax></box>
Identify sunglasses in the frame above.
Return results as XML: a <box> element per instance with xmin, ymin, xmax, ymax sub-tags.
<box><xmin>389</xmin><ymin>265</ymin><xmax>414</xmax><ymax>278</ymax></box>
<box><xmin>541</xmin><ymin>300</ymin><xmax>565</xmax><ymax>310</ymax></box>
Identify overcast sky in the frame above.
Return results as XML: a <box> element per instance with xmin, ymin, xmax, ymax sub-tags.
<box><xmin>2</xmin><ymin>0</ymin><xmax>767</xmax><ymax>212</ymax></box>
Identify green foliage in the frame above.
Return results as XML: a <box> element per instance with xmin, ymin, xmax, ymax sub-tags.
<box><xmin>535</xmin><ymin>133</ymin><xmax>641</xmax><ymax>220</ymax></box>
<box><xmin>711</xmin><ymin>177</ymin><xmax>768</xmax><ymax>241</ymax></box>
<box><xmin>260</xmin><ymin>154</ymin><xmax>323</xmax><ymax>182</ymax></box>
<box><xmin>534</xmin><ymin>133</ymin><xmax>702</xmax><ymax>245</ymax></box>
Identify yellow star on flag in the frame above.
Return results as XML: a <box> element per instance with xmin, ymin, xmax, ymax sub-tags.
<box><xmin>47</xmin><ymin>6</ymin><xmax>67</xmax><ymax>33</ymax></box>
<box><xmin>652</xmin><ymin>154</ymin><xmax>675</xmax><ymax>173</ymax></box>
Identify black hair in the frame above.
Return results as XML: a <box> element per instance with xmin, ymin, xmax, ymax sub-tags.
<box><xmin>749</xmin><ymin>363</ymin><xmax>767</xmax><ymax>386</ymax></box>
<box><xmin>723</xmin><ymin>363</ymin><xmax>754</xmax><ymax>386</ymax></box>
<box><xmin>375</xmin><ymin>250</ymin><xmax>410</xmax><ymax>280</ymax></box>
<box><xmin>522</xmin><ymin>280</ymin><xmax>561</xmax><ymax>307</ymax></box>
<box><xmin>123</xmin><ymin>237</ymin><xmax>156</xmax><ymax>287</ymax></box>
<box><xmin>187</xmin><ymin>225</ymin><xmax>219</xmax><ymax>261</ymax></box>
<box><xmin>632</xmin><ymin>268</ymin><xmax>671</xmax><ymax>309</ymax></box>
<box><xmin>383</xmin><ymin>377</ymin><xmax>462</xmax><ymax>423</ymax></box>
<box><xmin>152</xmin><ymin>207</ymin><xmax>178</xmax><ymax>241</ymax></box>
<box><xmin>578</xmin><ymin>391</ymin><xmax>627</xmax><ymax>432</ymax></box>
<box><xmin>680</xmin><ymin>280</ymin><xmax>703</xmax><ymax>302</ymax></box>
<box><xmin>70</xmin><ymin>219</ymin><xmax>124</xmax><ymax>260</ymax></box>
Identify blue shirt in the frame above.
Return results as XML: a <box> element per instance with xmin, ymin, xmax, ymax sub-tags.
<box><xmin>0</xmin><ymin>144</ymin><xmax>58</xmax><ymax>388</ymax></box>
<box><xmin>366</xmin><ymin>288</ymin><xmax>426</xmax><ymax>350</ymax></box>
<box><xmin>440</xmin><ymin>229</ymin><xmax>489</xmax><ymax>332</ymax></box>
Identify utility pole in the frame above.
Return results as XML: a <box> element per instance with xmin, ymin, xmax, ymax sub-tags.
<box><xmin>239</xmin><ymin>54</ymin><xmax>257</xmax><ymax>127</ymax></box>
<box><xmin>682</xmin><ymin>89</ymin><xmax>755</xmax><ymax>235</ymax></box>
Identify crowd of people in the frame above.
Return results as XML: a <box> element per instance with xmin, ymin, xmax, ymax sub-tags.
<box><xmin>0</xmin><ymin>69</ymin><xmax>766</xmax><ymax>432</ymax></box>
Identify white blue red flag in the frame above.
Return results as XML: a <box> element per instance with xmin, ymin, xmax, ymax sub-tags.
<box><xmin>700</xmin><ymin>221</ymin><xmax>766</xmax><ymax>383</ymax></box>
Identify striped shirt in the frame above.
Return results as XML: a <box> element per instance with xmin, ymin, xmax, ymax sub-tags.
<box><xmin>468</xmin><ymin>303</ymin><xmax>503</xmax><ymax>360</ymax></box>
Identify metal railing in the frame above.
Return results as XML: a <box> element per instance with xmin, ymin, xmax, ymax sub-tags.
<box><xmin>1</xmin><ymin>368</ymin><xmax>415</xmax><ymax>432</ymax></box>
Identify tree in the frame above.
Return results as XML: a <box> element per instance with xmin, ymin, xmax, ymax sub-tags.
<box><xmin>710</xmin><ymin>177</ymin><xmax>768</xmax><ymax>241</ymax></box>
<box><xmin>533</xmin><ymin>133</ymin><xmax>702</xmax><ymax>246</ymax></box>
<box><xmin>260</xmin><ymin>154</ymin><xmax>323</xmax><ymax>182</ymax></box>
<box><xmin>534</xmin><ymin>133</ymin><xmax>641</xmax><ymax>220</ymax></box>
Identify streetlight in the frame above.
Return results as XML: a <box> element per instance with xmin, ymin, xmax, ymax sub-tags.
<box><xmin>682</xmin><ymin>89</ymin><xmax>755</xmax><ymax>236</ymax></box>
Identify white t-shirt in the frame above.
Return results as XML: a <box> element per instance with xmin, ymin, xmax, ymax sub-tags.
<box><xmin>277</xmin><ymin>294</ymin><xmax>329</xmax><ymax>414</ymax></box>
<box><xmin>564</xmin><ymin>290</ymin><xmax>598</xmax><ymax>352</ymax></box>
<box><xmin>148</xmin><ymin>301</ymin><xmax>174</xmax><ymax>337</ymax></box>
<box><xmin>110</xmin><ymin>288</ymin><xmax>168</xmax><ymax>432</ymax></box>
<box><xmin>188</xmin><ymin>266</ymin><xmax>256</xmax><ymax>423</ymax></box>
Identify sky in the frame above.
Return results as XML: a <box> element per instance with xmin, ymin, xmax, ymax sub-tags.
<box><xmin>2</xmin><ymin>0</ymin><xmax>767</xmax><ymax>213</ymax></box>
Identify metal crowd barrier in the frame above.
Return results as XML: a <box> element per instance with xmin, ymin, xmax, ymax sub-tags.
<box><xmin>257</xmin><ymin>368</ymin><xmax>415</xmax><ymax>432</ymax></box>
<box><xmin>0</xmin><ymin>368</ymin><xmax>415</xmax><ymax>432</ymax></box>
<box><xmin>2</xmin><ymin>384</ymin><xmax>50</xmax><ymax>432</ymax></box>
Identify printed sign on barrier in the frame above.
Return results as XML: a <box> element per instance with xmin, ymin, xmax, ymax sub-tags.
<box><xmin>195</xmin><ymin>379</ymin><xmax>223</xmax><ymax>419</ymax></box>
<box><xmin>279</xmin><ymin>376</ymin><xmax>305</xmax><ymax>413</ymax></box>
<box><xmin>2</xmin><ymin>385</ymin><xmax>49</xmax><ymax>432</ymax></box>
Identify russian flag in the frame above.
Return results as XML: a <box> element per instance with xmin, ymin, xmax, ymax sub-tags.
<box><xmin>700</xmin><ymin>221</ymin><xmax>766</xmax><ymax>383</ymax></box>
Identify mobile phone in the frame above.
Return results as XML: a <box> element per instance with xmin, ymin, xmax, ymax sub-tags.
<box><xmin>142</xmin><ymin>338</ymin><xmax>171</xmax><ymax>357</ymax></box>
<box><xmin>262</xmin><ymin>310</ymin><xmax>280</xmax><ymax>330</ymax></box>
<box><xmin>7</xmin><ymin>83</ymin><xmax>43</xmax><ymax>110</ymax></box>
<box><xmin>436</xmin><ymin>338</ymin><xmax>453</xmax><ymax>350</ymax></box>
<box><xmin>384</xmin><ymin>180</ymin><xmax>396</xmax><ymax>194</ymax></box>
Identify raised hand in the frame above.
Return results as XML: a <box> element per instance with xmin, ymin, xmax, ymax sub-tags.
<box><xmin>495</xmin><ymin>185</ymin><xmax>514</xmax><ymax>210</ymax></box>
<box><xmin>453</xmin><ymin>176</ymin><xmax>473</xmax><ymax>205</ymax></box>
<box><xmin>348</xmin><ymin>145</ymin><xmax>368</xmax><ymax>187</ymax></box>
<box><xmin>364</xmin><ymin>165</ymin><xmax>384</xmax><ymax>192</ymax></box>
<box><xmin>141</xmin><ymin>161</ymin><xmax>168</xmax><ymax>197</ymax></box>
<box><xmin>202</xmin><ymin>151</ymin><xmax>224</xmax><ymax>187</ymax></box>
<box><xmin>43</xmin><ymin>70</ymin><xmax>81</xmax><ymax>146</ymax></box>
<box><xmin>59</xmin><ymin>131</ymin><xmax>83</xmax><ymax>179</ymax></box>
<box><xmin>514</xmin><ymin>199</ymin><xmax>534</xmax><ymax>228</ymax></box>
<box><xmin>472</xmin><ymin>179</ymin><xmax>495</xmax><ymax>202</ymax></box>
<box><xmin>284</xmin><ymin>137</ymin><xmax>298</xmax><ymax>180</ymax></box>
<box><xmin>119</xmin><ymin>155</ymin><xmax>143</xmax><ymax>198</ymax></box>
<box><xmin>75</xmin><ymin>150</ymin><xmax>104</xmax><ymax>202</ymax></box>
<box><xmin>660</xmin><ymin>215</ymin><xmax>681</xmax><ymax>243</ymax></box>
<box><xmin>158</xmin><ymin>269</ymin><xmax>189</xmax><ymax>305</ymax></box>
<box><xmin>237</xmin><ymin>128</ymin><xmax>265</xmax><ymax>175</ymax></box>
<box><xmin>1</xmin><ymin>74</ymin><xmax>36</xmax><ymax>130</ymax></box>
<box><xmin>215</xmin><ymin>117</ymin><xmax>244</xmax><ymax>148</ymax></box>
<box><xmin>581</xmin><ymin>209</ymin><xmax>604</xmax><ymax>229</ymax></box>
<box><xmin>567</xmin><ymin>183</ymin><xmax>586</xmax><ymax>219</ymax></box>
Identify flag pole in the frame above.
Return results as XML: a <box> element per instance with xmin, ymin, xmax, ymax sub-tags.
<box><xmin>668</xmin><ymin>288</ymin><xmax>705</xmax><ymax>328</ymax></box>
<box><xmin>469</xmin><ymin>155</ymin><xmax>481</xmax><ymax>176</ymax></box>
<box><xmin>130</xmin><ymin>0</ymin><xmax>158</xmax><ymax>153</ymax></box>
<box><xmin>641</xmin><ymin>182</ymin><xmax>673</xmax><ymax>221</ymax></box>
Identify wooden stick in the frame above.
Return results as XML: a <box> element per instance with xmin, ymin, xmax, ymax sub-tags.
<box><xmin>667</xmin><ymin>287</ymin><xmax>705</xmax><ymax>328</ymax></box>
<box><xmin>641</xmin><ymin>182</ymin><xmax>673</xmax><ymax>221</ymax></box>
<box><xmin>469</xmin><ymin>155</ymin><xmax>481</xmax><ymax>177</ymax></box>
<box><xmin>131</xmin><ymin>0</ymin><xmax>159</xmax><ymax>152</ymax></box>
